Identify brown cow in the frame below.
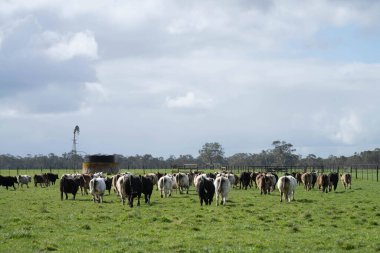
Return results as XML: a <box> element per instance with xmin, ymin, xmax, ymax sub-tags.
<box><xmin>341</xmin><ymin>173</ymin><xmax>352</xmax><ymax>190</ymax></box>
<box><xmin>256</xmin><ymin>173</ymin><xmax>271</xmax><ymax>195</ymax></box>
<box><xmin>317</xmin><ymin>174</ymin><xmax>329</xmax><ymax>193</ymax></box>
<box><xmin>301</xmin><ymin>172</ymin><xmax>312</xmax><ymax>191</ymax></box>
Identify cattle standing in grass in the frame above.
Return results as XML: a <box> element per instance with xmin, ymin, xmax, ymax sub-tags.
<box><xmin>0</xmin><ymin>175</ymin><xmax>18</xmax><ymax>190</ymax></box>
<box><xmin>214</xmin><ymin>175</ymin><xmax>230</xmax><ymax>206</ymax></box>
<box><xmin>317</xmin><ymin>174</ymin><xmax>329</xmax><ymax>193</ymax></box>
<box><xmin>80</xmin><ymin>174</ymin><xmax>92</xmax><ymax>195</ymax></box>
<box><xmin>104</xmin><ymin>177</ymin><xmax>112</xmax><ymax>195</ymax></box>
<box><xmin>124</xmin><ymin>175</ymin><xmax>142</xmax><ymax>208</ymax></box>
<box><xmin>198</xmin><ymin>176</ymin><xmax>215</xmax><ymax>206</ymax></box>
<box><xmin>341</xmin><ymin>173</ymin><xmax>352</xmax><ymax>190</ymax></box>
<box><xmin>46</xmin><ymin>173</ymin><xmax>59</xmax><ymax>185</ymax></box>
<box><xmin>145</xmin><ymin>173</ymin><xmax>158</xmax><ymax>190</ymax></box>
<box><xmin>112</xmin><ymin>174</ymin><xmax>122</xmax><ymax>196</ymax></box>
<box><xmin>175</xmin><ymin>173</ymin><xmax>189</xmax><ymax>194</ymax></box>
<box><xmin>328</xmin><ymin>172</ymin><xmax>339</xmax><ymax>191</ymax></box>
<box><xmin>158</xmin><ymin>175</ymin><xmax>172</xmax><ymax>198</ymax></box>
<box><xmin>301</xmin><ymin>173</ymin><xmax>312</xmax><ymax>191</ymax></box>
<box><xmin>256</xmin><ymin>173</ymin><xmax>271</xmax><ymax>195</ymax></box>
<box><xmin>311</xmin><ymin>172</ymin><xmax>317</xmax><ymax>189</ymax></box>
<box><xmin>250</xmin><ymin>172</ymin><xmax>259</xmax><ymax>188</ymax></box>
<box><xmin>266</xmin><ymin>173</ymin><xmax>277</xmax><ymax>192</ymax></box>
<box><xmin>89</xmin><ymin>177</ymin><xmax>106</xmax><ymax>203</ymax></box>
<box><xmin>34</xmin><ymin>174</ymin><xmax>48</xmax><ymax>187</ymax></box>
<box><xmin>60</xmin><ymin>175</ymin><xmax>81</xmax><ymax>200</ymax></box>
<box><xmin>277</xmin><ymin>175</ymin><xmax>297</xmax><ymax>202</ymax></box>
<box><xmin>187</xmin><ymin>172</ymin><xmax>195</xmax><ymax>187</ymax></box>
<box><xmin>17</xmin><ymin>175</ymin><xmax>31</xmax><ymax>188</ymax></box>
<box><xmin>141</xmin><ymin>176</ymin><xmax>153</xmax><ymax>205</ymax></box>
<box><xmin>239</xmin><ymin>172</ymin><xmax>251</xmax><ymax>190</ymax></box>
<box><xmin>116</xmin><ymin>175</ymin><xmax>128</xmax><ymax>205</ymax></box>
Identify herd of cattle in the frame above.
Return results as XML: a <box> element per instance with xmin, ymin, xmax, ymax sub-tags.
<box><xmin>0</xmin><ymin>171</ymin><xmax>352</xmax><ymax>206</ymax></box>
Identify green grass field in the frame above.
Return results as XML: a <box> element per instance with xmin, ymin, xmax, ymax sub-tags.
<box><xmin>0</xmin><ymin>171</ymin><xmax>379</xmax><ymax>253</ymax></box>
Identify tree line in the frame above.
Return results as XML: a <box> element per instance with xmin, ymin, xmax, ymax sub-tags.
<box><xmin>0</xmin><ymin>141</ymin><xmax>379</xmax><ymax>170</ymax></box>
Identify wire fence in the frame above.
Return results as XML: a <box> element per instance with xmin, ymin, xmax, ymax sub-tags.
<box><xmin>1</xmin><ymin>164</ymin><xmax>379</xmax><ymax>182</ymax></box>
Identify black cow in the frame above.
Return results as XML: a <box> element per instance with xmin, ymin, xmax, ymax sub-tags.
<box><xmin>0</xmin><ymin>175</ymin><xmax>18</xmax><ymax>190</ymax></box>
<box><xmin>311</xmin><ymin>172</ymin><xmax>317</xmax><ymax>189</ymax></box>
<box><xmin>34</xmin><ymin>174</ymin><xmax>48</xmax><ymax>187</ymax></box>
<box><xmin>328</xmin><ymin>172</ymin><xmax>339</xmax><ymax>191</ymax></box>
<box><xmin>60</xmin><ymin>175</ymin><xmax>81</xmax><ymax>200</ymax></box>
<box><xmin>198</xmin><ymin>177</ymin><xmax>215</xmax><ymax>206</ymax></box>
<box><xmin>141</xmin><ymin>176</ymin><xmax>153</xmax><ymax>205</ymax></box>
<box><xmin>105</xmin><ymin>177</ymin><xmax>112</xmax><ymax>195</ymax></box>
<box><xmin>124</xmin><ymin>175</ymin><xmax>142</xmax><ymax>208</ymax></box>
<box><xmin>46</xmin><ymin>173</ymin><xmax>59</xmax><ymax>185</ymax></box>
<box><xmin>239</xmin><ymin>172</ymin><xmax>251</xmax><ymax>190</ymax></box>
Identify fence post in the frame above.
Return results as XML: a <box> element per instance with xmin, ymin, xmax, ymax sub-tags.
<box><xmin>355</xmin><ymin>167</ymin><xmax>358</xmax><ymax>179</ymax></box>
<box><xmin>377</xmin><ymin>166</ymin><xmax>379</xmax><ymax>182</ymax></box>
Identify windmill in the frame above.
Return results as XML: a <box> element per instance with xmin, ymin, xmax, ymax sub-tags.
<box><xmin>71</xmin><ymin>125</ymin><xmax>80</xmax><ymax>172</ymax></box>
<box><xmin>72</xmin><ymin>125</ymin><xmax>80</xmax><ymax>156</ymax></box>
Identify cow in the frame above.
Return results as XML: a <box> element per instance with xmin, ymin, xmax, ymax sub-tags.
<box><xmin>80</xmin><ymin>174</ymin><xmax>92</xmax><ymax>195</ymax></box>
<box><xmin>104</xmin><ymin>177</ymin><xmax>112</xmax><ymax>195</ymax></box>
<box><xmin>341</xmin><ymin>173</ymin><xmax>352</xmax><ymax>190</ymax></box>
<box><xmin>328</xmin><ymin>172</ymin><xmax>339</xmax><ymax>191</ymax></box>
<box><xmin>277</xmin><ymin>175</ymin><xmax>297</xmax><ymax>202</ymax></box>
<box><xmin>46</xmin><ymin>173</ymin><xmax>59</xmax><ymax>185</ymax></box>
<box><xmin>112</xmin><ymin>174</ymin><xmax>122</xmax><ymax>196</ymax></box>
<box><xmin>34</xmin><ymin>174</ymin><xmax>48</xmax><ymax>187</ymax></box>
<box><xmin>89</xmin><ymin>177</ymin><xmax>106</xmax><ymax>203</ymax></box>
<box><xmin>141</xmin><ymin>175</ymin><xmax>154</xmax><ymax>205</ymax></box>
<box><xmin>124</xmin><ymin>175</ymin><xmax>142</xmax><ymax>208</ymax></box>
<box><xmin>239</xmin><ymin>172</ymin><xmax>251</xmax><ymax>190</ymax></box>
<box><xmin>256</xmin><ymin>173</ymin><xmax>271</xmax><ymax>195</ymax></box>
<box><xmin>17</xmin><ymin>175</ymin><xmax>31</xmax><ymax>188</ymax></box>
<box><xmin>145</xmin><ymin>173</ymin><xmax>158</xmax><ymax>190</ymax></box>
<box><xmin>266</xmin><ymin>173</ymin><xmax>277</xmax><ymax>192</ymax></box>
<box><xmin>116</xmin><ymin>175</ymin><xmax>128</xmax><ymax>205</ymax></box>
<box><xmin>214</xmin><ymin>175</ymin><xmax>231</xmax><ymax>206</ymax></box>
<box><xmin>197</xmin><ymin>176</ymin><xmax>215</xmax><ymax>206</ymax></box>
<box><xmin>175</xmin><ymin>173</ymin><xmax>190</xmax><ymax>194</ymax></box>
<box><xmin>187</xmin><ymin>172</ymin><xmax>195</xmax><ymax>187</ymax></box>
<box><xmin>60</xmin><ymin>175</ymin><xmax>81</xmax><ymax>200</ymax></box>
<box><xmin>301</xmin><ymin>172</ymin><xmax>313</xmax><ymax>191</ymax></box>
<box><xmin>158</xmin><ymin>175</ymin><xmax>172</xmax><ymax>198</ymax></box>
<box><xmin>0</xmin><ymin>175</ymin><xmax>18</xmax><ymax>190</ymax></box>
<box><xmin>311</xmin><ymin>172</ymin><xmax>318</xmax><ymax>189</ymax></box>
<box><xmin>317</xmin><ymin>174</ymin><xmax>329</xmax><ymax>193</ymax></box>
<box><xmin>250</xmin><ymin>172</ymin><xmax>259</xmax><ymax>188</ymax></box>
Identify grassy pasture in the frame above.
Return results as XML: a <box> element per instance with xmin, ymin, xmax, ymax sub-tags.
<box><xmin>0</xmin><ymin>170</ymin><xmax>379</xmax><ymax>253</ymax></box>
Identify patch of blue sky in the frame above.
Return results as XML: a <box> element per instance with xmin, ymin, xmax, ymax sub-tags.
<box><xmin>286</xmin><ymin>25</ymin><xmax>380</xmax><ymax>63</ymax></box>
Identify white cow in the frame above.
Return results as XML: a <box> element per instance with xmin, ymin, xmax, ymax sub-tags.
<box><xmin>214</xmin><ymin>175</ymin><xmax>231</xmax><ymax>206</ymax></box>
<box><xmin>277</xmin><ymin>175</ymin><xmax>297</xmax><ymax>202</ymax></box>
<box><xmin>89</xmin><ymin>177</ymin><xmax>106</xmax><ymax>203</ymax></box>
<box><xmin>17</xmin><ymin>175</ymin><xmax>31</xmax><ymax>188</ymax></box>
<box><xmin>175</xmin><ymin>173</ymin><xmax>190</xmax><ymax>194</ymax></box>
<box><xmin>158</xmin><ymin>175</ymin><xmax>172</xmax><ymax>198</ymax></box>
<box><xmin>116</xmin><ymin>175</ymin><xmax>129</xmax><ymax>205</ymax></box>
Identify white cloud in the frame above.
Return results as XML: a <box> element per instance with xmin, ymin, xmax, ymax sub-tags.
<box><xmin>45</xmin><ymin>31</ymin><xmax>98</xmax><ymax>61</ymax></box>
<box><xmin>166</xmin><ymin>92</ymin><xmax>213</xmax><ymax>109</ymax></box>
<box><xmin>333</xmin><ymin>113</ymin><xmax>363</xmax><ymax>145</ymax></box>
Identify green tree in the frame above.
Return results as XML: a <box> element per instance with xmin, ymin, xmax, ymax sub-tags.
<box><xmin>198</xmin><ymin>142</ymin><xmax>225</xmax><ymax>166</ymax></box>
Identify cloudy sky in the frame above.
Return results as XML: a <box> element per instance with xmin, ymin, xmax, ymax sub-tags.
<box><xmin>1</xmin><ymin>0</ymin><xmax>380</xmax><ymax>158</ymax></box>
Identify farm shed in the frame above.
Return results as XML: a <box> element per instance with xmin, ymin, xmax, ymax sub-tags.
<box><xmin>82</xmin><ymin>155</ymin><xmax>119</xmax><ymax>174</ymax></box>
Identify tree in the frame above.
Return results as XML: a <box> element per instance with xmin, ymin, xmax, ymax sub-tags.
<box><xmin>198</xmin><ymin>142</ymin><xmax>225</xmax><ymax>166</ymax></box>
<box><xmin>271</xmin><ymin>140</ymin><xmax>298</xmax><ymax>166</ymax></box>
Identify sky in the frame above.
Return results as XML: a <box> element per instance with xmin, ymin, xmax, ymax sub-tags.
<box><xmin>1</xmin><ymin>0</ymin><xmax>380</xmax><ymax>158</ymax></box>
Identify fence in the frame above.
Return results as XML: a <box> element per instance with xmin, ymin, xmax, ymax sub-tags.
<box><xmin>1</xmin><ymin>164</ymin><xmax>379</xmax><ymax>182</ymax></box>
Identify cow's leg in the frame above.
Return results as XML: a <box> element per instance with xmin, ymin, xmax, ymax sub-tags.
<box><xmin>280</xmin><ymin>191</ymin><xmax>283</xmax><ymax>202</ymax></box>
<box><xmin>160</xmin><ymin>189</ymin><xmax>163</xmax><ymax>198</ymax></box>
<box><xmin>73</xmin><ymin>193</ymin><xmax>76</xmax><ymax>200</ymax></box>
<box><xmin>137</xmin><ymin>194</ymin><xmax>140</xmax><ymax>206</ymax></box>
<box><xmin>65</xmin><ymin>193</ymin><xmax>68</xmax><ymax>200</ymax></box>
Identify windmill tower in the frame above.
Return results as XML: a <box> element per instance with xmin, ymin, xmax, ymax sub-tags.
<box><xmin>72</xmin><ymin>125</ymin><xmax>80</xmax><ymax>155</ymax></box>
<box><xmin>72</xmin><ymin>125</ymin><xmax>80</xmax><ymax>171</ymax></box>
